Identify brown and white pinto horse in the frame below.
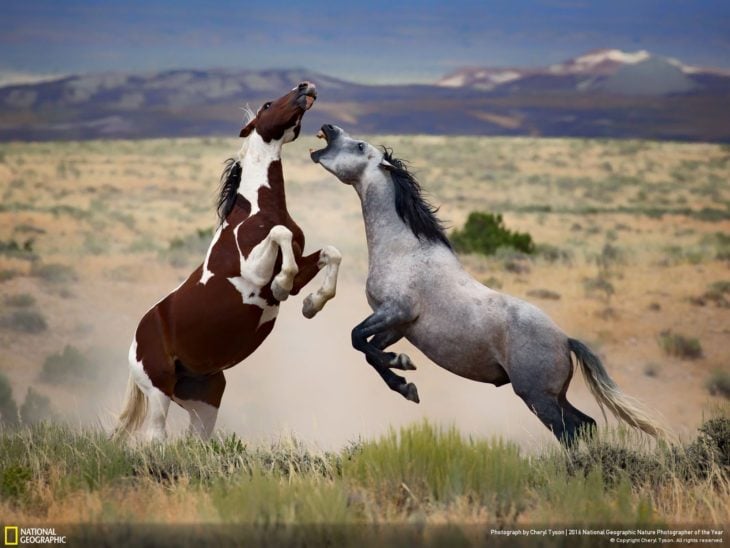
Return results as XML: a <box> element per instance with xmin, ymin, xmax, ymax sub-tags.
<box><xmin>115</xmin><ymin>82</ymin><xmax>341</xmax><ymax>441</ymax></box>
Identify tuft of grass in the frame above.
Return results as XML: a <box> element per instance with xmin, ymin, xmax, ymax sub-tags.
<box><xmin>526</xmin><ymin>288</ymin><xmax>561</xmax><ymax>300</ymax></box>
<box><xmin>709</xmin><ymin>280</ymin><xmax>730</xmax><ymax>294</ymax></box>
<box><xmin>658</xmin><ymin>330</ymin><xmax>703</xmax><ymax>360</ymax></box>
<box><xmin>583</xmin><ymin>276</ymin><xmax>614</xmax><ymax>303</ymax></box>
<box><xmin>0</xmin><ymin>269</ymin><xmax>18</xmax><ymax>282</ymax></box>
<box><xmin>0</xmin><ymin>309</ymin><xmax>47</xmax><ymax>333</ymax></box>
<box><xmin>535</xmin><ymin>243</ymin><xmax>573</xmax><ymax>264</ymax></box>
<box><xmin>30</xmin><ymin>262</ymin><xmax>78</xmax><ymax>284</ymax></box>
<box><xmin>706</xmin><ymin>370</ymin><xmax>730</xmax><ymax>399</ymax></box>
<box><xmin>0</xmin><ymin>238</ymin><xmax>37</xmax><ymax>261</ymax></box>
<box><xmin>4</xmin><ymin>293</ymin><xmax>36</xmax><ymax>307</ymax></box>
<box><xmin>698</xmin><ymin>280</ymin><xmax>730</xmax><ymax>308</ymax></box>
<box><xmin>451</xmin><ymin>212</ymin><xmax>534</xmax><ymax>256</ymax></box>
<box><xmin>159</xmin><ymin>228</ymin><xmax>212</xmax><ymax>267</ymax></box>
<box><xmin>482</xmin><ymin>276</ymin><xmax>503</xmax><ymax>289</ymax></box>
<box><xmin>344</xmin><ymin>421</ymin><xmax>532</xmax><ymax>520</ymax></box>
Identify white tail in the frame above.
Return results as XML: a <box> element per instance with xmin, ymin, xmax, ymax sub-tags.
<box><xmin>112</xmin><ymin>373</ymin><xmax>148</xmax><ymax>440</ymax></box>
<box><xmin>569</xmin><ymin>338</ymin><xmax>673</xmax><ymax>441</ymax></box>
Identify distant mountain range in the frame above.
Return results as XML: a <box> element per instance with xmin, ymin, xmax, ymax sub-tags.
<box><xmin>1</xmin><ymin>49</ymin><xmax>729</xmax><ymax>142</ymax></box>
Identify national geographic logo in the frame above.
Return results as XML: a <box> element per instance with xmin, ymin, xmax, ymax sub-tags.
<box><xmin>3</xmin><ymin>526</ymin><xmax>66</xmax><ymax>545</ymax></box>
<box><xmin>3</xmin><ymin>527</ymin><xmax>18</xmax><ymax>546</ymax></box>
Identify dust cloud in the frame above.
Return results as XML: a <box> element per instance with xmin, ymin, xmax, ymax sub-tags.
<box><xmin>80</xmin><ymin>271</ymin><xmax>568</xmax><ymax>451</ymax></box>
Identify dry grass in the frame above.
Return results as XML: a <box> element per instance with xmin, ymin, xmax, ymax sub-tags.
<box><xmin>0</xmin><ymin>418</ymin><xmax>727</xmax><ymax>541</ymax></box>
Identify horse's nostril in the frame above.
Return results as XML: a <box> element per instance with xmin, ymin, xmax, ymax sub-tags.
<box><xmin>325</xmin><ymin>124</ymin><xmax>334</xmax><ymax>130</ymax></box>
<box><xmin>298</xmin><ymin>82</ymin><xmax>309</xmax><ymax>91</ymax></box>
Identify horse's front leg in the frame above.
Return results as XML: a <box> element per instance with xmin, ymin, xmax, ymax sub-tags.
<box><xmin>290</xmin><ymin>246</ymin><xmax>342</xmax><ymax>318</ymax></box>
<box><xmin>238</xmin><ymin>225</ymin><xmax>298</xmax><ymax>302</ymax></box>
<box><xmin>268</xmin><ymin>226</ymin><xmax>299</xmax><ymax>301</ymax></box>
<box><xmin>351</xmin><ymin>305</ymin><xmax>419</xmax><ymax>403</ymax></box>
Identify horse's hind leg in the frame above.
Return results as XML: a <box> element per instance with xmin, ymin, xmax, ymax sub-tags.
<box><xmin>129</xmin><ymin>319</ymin><xmax>175</xmax><ymax>442</ymax></box>
<box><xmin>514</xmin><ymin>388</ymin><xmax>569</xmax><ymax>442</ymax></box>
<box><xmin>512</xmin><ymin>357</ymin><xmax>596</xmax><ymax>446</ymax></box>
<box><xmin>173</xmin><ymin>372</ymin><xmax>226</xmax><ymax>439</ymax></box>
<box><xmin>560</xmin><ymin>397</ymin><xmax>597</xmax><ymax>442</ymax></box>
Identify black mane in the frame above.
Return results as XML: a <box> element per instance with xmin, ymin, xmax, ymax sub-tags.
<box><xmin>217</xmin><ymin>158</ymin><xmax>242</xmax><ymax>222</ymax></box>
<box><xmin>383</xmin><ymin>148</ymin><xmax>452</xmax><ymax>250</ymax></box>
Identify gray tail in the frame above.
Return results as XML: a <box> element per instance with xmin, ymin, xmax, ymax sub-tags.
<box><xmin>111</xmin><ymin>373</ymin><xmax>148</xmax><ymax>440</ymax></box>
<box><xmin>569</xmin><ymin>338</ymin><xmax>671</xmax><ymax>440</ymax></box>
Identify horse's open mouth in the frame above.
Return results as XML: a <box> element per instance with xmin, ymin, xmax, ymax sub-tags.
<box><xmin>296</xmin><ymin>87</ymin><xmax>317</xmax><ymax>111</ymax></box>
<box><xmin>310</xmin><ymin>125</ymin><xmax>333</xmax><ymax>163</ymax></box>
<box><xmin>298</xmin><ymin>94</ymin><xmax>316</xmax><ymax>111</ymax></box>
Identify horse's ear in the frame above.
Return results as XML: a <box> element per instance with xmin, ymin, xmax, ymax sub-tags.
<box><xmin>240</xmin><ymin>118</ymin><xmax>256</xmax><ymax>138</ymax></box>
<box><xmin>379</xmin><ymin>158</ymin><xmax>395</xmax><ymax>171</ymax></box>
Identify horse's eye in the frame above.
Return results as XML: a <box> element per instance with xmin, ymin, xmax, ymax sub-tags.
<box><xmin>263</xmin><ymin>102</ymin><xmax>272</xmax><ymax>110</ymax></box>
<box><xmin>358</xmin><ymin>143</ymin><xmax>365</xmax><ymax>152</ymax></box>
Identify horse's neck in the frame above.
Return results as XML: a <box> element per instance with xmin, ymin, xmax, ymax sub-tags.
<box><xmin>356</xmin><ymin>175</ymin><xmax>415</xmax><ymax>257</ymax></box>
<box><xmin>237</xmin><ymin>133</ymin><xmax>286</xmax><ymax>216</ymax></box>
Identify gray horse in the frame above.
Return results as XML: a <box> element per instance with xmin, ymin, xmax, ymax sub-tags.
<box><xmin>311</xmin><ymin>124</ymin><xmax>667</xmax><ymax>445</ymax></box>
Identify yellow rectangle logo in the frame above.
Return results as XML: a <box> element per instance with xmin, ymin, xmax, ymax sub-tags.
<box><xmin>4</xmin><ymin>526</ymin><xmax>19</xmax><ymax>546</ymax></box>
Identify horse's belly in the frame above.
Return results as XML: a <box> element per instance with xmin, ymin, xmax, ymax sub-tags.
<box><xmin>167</xmin><ymin>278</ymin><xmax>279</xmax><ymax>373</ymax></box>
<box><xmin>174</xmin><ymin>309</ymin><xmax>276</xmax><ymax>373</ymax></box>
<box><xmin>404</xmin><ymin>316</ymin><xmax>509</xmax><ymax>385</ymax></box>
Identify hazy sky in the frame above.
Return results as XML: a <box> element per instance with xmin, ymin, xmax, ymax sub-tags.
<box><xmin>2</xmin><ymin>0</ymin><xmax>729</xmax><ymax>83</ymax></box>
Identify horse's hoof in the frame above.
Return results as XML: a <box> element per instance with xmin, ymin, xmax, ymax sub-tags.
<box><xmin>403</xmin><ymin>383</ymin><xmax>420</xmax><ymax>404</ymax></box>
<box><xmin>389</xmin><ymin>353</ymin><xmax>416</xmax><ymax>371</ymax></box>
<box><xmin>302</xmin><ymin>294</ymin><xmax>319</xmax><ymax>318</ymax></box>
<box><xmin>271</xmin><ymin>280</ymin><xmax>291</xmax><ymax>302</ymax></box>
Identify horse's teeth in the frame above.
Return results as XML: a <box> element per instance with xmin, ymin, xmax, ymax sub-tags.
<box><xmin>316</xmin><ymin>130</ymin><xmax>325</xmax><ymax>139</ymax></box>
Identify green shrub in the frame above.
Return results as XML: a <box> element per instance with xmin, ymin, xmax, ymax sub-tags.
<box><xmin>658</xmin><ymin>330</ymin><xmax>703</xmax><ymax>360</ymax></box>
<box><xmin>0</xmin><ymin>309</ymin><xmax>47</xmax><ymax>333</ymax></box>
<box><xmin>451</xmin><ymin>212</ymin><xmax>534</xmax><ymax>256</ymax></box>
<box><xmin>0</xmin><ymin>464</ymin><xmax>31</xmax><ymax>499</ymax></box>
<box><xmin>19</xmin><ymin>388</ymin><xmax>55</xmax><ymax>425</ymax></box>
<box><xmin>697</xmin><ymin>417</ymin><xmax>729</xmax><ymax>466</ymax></box>
<box><xmin>31</xmin><ymin>262</ymin><xmax>78</xmax><ymax>284</ymax></box>
<box><xmin>706</xmin><ymin>370</ymin><xmax>730</xmax><ymax>399</ymax></box>
<box><xmin>39</xmin><ymin>345</ymin><xmax>95</xmax><ymax>384</ymax></box>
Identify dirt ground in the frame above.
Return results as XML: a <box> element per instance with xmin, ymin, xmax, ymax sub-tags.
<box><xmin>0</xmin><ymin>134</ymin><xmax>727</xmax><ymax>449</ymax></box>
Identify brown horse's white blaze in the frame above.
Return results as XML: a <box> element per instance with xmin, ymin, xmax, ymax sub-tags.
<box><xmin>115</xmin><ymin>83</ymin><xmax>342</xmax><ymax>441</ymax></box>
